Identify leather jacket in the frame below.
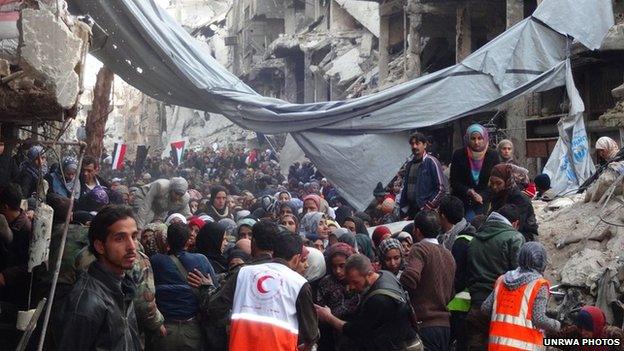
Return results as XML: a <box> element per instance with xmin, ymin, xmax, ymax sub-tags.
<box><xmin>55</xmin><ymin>261</ymin><xmax>141</xmax><ymax>351</ymax></box>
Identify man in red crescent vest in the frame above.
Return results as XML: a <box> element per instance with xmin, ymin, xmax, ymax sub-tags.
<box><xmin>229</xmin><ymin>230</ymin><xmax>318</xmax><ymax>351</ymax></box>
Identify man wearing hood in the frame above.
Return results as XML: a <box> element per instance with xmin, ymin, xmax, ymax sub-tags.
<box><xmin>133</xmin><ymin>177</ymin><xmax>191</xmax><ymax>229</ymax></box>
<box><xmin>465</xmin><ymin>204</ymin><xmax>525</xmax><ymax>350</ymax></box>
<box><xmin>482</xmin><ymin>242</ymin><xmax>560</xmax><ymax>350</ymax></box>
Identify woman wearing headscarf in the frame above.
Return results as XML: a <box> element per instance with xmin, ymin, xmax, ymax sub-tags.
<box><xmin>235</xmin><ymin>217</ymin><xmax>256</xmax><ymax>240</ymax></box>
<box><xmin>481</xmin><ymin>242</ymin><xmax>560</xmax><ymax>350</ymax></box>
<box><xmin>280</xmin><ymin>213</ymin><xmax>299</xmax><ymax>234</ymax></box>
<box><xmin>355</xmin><ymin>234</ymin><xmax>375</xmax><ymax>261</ymax></box>
<box><xmin>547</xmin><ymin>305</ymin><xmax>624</xmax><ymax>351</ymax></box>
<box><xmin>204</xmin><ymin>185</ymin><xmax>233</xmax><ymax>221</ymax></box>
<box><xmin>596</xmin><ymin>136</ymin><xmax>620</xmax><ymax>166</ymax></box>
<box><xmin>300</xmin><ymin>211</ymin><xmax>330</xmax><ymax>246</ymax></box>
<box><xmin>141</xmin><ymin>223</ymin><xmax>169</xmax><ymax>257</ymax></box>
<box><xmin>394</xmin><ymin>231</ymin><xmax>414</xmax><ymax>253</ymax></box>
<box><xmin>586</xmin><ymin>137</ymin><xmax>624</xmax><ymax>202</ymax></box>
<box><xmin>195</xmin><ymin>222</ymin><xmax>229</xmax><ymax>275</ymax></box>
<box><xmin>18</xmin><ymin>145</ymin><xmax>46</xmax><ymax>198</ymax></box>
<box><xmin>46</xmin><ymin>156</ymin><xmax>78</xmax><ymax>198</ymax></box>
<box><xmin>497</xmin><ymin>139</ymin><xmax>516</xmax><ymax>164</ymax></box>
<box><xmin>316</xmin><ymin>243</ymin><xmax>360</xmax><ymax>351</ymax></box>
<box><xmin>303</xmin><ymin>247</ymin><xmax>326</xmax><ymax>291</ymax></box>
<box><xmin>450</xmin><ymin>124</ymin><xmax>500</xmax><ymax>220</ymax></box>
<box><xmin>372</xmin><ymin>225</ymin><xmax>392</xmax><ymax>248</ymax></box>
<box><xmin>378</xmin><ymin>238</ymin><xmax>404</xmax><ymax>277</ymax></box>
<box><xmin>489</xmin><ymin>164</ymin><xmax>538</xmax><ymax>241</ymax></box>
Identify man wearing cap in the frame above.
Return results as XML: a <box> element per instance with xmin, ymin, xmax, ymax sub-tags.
<box><xmin>132</xmin><ymin>177</ymin><xmax>191</xmax><ymax>229</ymax></box>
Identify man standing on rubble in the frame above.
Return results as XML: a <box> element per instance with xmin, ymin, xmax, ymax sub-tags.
<box><xmin>465</xmin><ymin>204</ymin><xmax>525</xmax><ymax>350</ymax></box>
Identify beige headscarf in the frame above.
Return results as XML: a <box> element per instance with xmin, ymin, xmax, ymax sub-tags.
<box><xmin>595</xmin><ymin>137</ymin><xmax>620</xmax><ymax>159</ymax></box>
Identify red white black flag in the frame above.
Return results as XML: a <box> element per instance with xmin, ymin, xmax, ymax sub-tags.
<box><xmin>111</xmin><ymin>142</ymin><xmax>127</xmax><ymax>170</ymax></box>
<box><xmin>170</xmin><ymin>140</ymin><xmax>186</xmax><ymax>166</ymax></box>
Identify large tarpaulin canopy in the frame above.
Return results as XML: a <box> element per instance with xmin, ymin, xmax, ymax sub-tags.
<box><xmin>72</xmin><ymin>0</ymin><xmax>613</xmax><ymax>210</ymax></box>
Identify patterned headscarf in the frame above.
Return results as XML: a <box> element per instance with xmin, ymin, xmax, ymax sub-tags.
<box><xmin>62</xmin><ymin>156</ymin><xmax>78</xmax><ymax>172</ymax></box>
<box><xmin>378</xmin><ymin>238</ymin><xmax>402</xmax><ymax>259</ymax></box>
<box><xmin>595</xmin><ymin>137</ymin><xmax>619</xmax><ymax>160</ymax></box>
<box><xmin>325</xmin><ymin>243</ymin><xmax>354</xmax><ymax>264</ymax></box>
<box><xmin>141</xmin><ymin>223</ymin><xmax>168</xmax><ymax>257</ymax></box>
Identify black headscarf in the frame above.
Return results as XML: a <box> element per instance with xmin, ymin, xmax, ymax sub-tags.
<box><xmin>196</xmin><ymin>222</ymin><xmax>227</xmax><ymax>273</ymax></box>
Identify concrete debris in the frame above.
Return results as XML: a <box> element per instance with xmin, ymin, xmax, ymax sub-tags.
<box><xmin>538</xmin><ymin>193</ymin><xmax>624</xmax><ymax>317</ymax></box>
<box><xmin>334</xmin><ymin>0</ymin><xmax>380</xmax><ymax>37</ymax></box>
<box><xmin>19</xmin><ymin>8</ymin><xmax>83</xmax><ymax>109</ymax></box>
<box><xmin>560</xmin><ymin>248</ymin><xmax>608</xmax><ymax>289</ymax></box>
<box><xmin>0</xmin><ymin>58</ymin><xmax>10</xmax><ymax>77</ymax></box>
<box><xmin>0</xmin><ymin>39</ymin><xmax>18</xmax><ymax>63</ymax></box>
<box><xmin>324</xmin><ymin>47</ymin><xmax>364</xmax><ymax>86</ymax></box>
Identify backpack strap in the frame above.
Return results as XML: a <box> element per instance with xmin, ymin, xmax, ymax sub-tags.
<box><xmin>362</xmin><ymin>288</ymin><xmax>407</xmax><ymax>305</ymax></box>
<box><xmin>169</xmin><ymin>254</ymin><xmax>200</xmax><ymax>298</ymax></box>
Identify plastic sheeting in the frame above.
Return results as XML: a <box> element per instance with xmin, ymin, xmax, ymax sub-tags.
<box><xmin>71</xmin><ymin>0</ymin><xmax>613</xmax><ymax>210</ymax></box>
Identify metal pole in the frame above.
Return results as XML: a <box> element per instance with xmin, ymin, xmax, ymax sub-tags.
<box><xmin>36</xmin><ymin>141</ymin><xmax>86</xmax><ymax>351</ymax></box>
<box><xmin>15</xmin><ymin>298</ymin><xmax>47</xmax><ymax>351</ymax></box>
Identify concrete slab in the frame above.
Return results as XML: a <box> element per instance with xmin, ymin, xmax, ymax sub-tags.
<box><xmin>19</xmin><ymin>8</ymin><xmax>83</xmax><ymax>109</ymax></box>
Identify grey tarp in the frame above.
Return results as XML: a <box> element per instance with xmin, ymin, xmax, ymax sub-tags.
<box><xmin>72</xmin><ymin>0</ymin><xmax>613</xmax><ymax>210</ymax></box>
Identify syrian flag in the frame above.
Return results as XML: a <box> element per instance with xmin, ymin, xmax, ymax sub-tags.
<box><xmin>111</xmin><ymin>142</ymin><xmax>127</xmax><ymax>170</ymax></box>
<box><xmin>170</xmin><ymin>140</ymin><xmax>186</xmax><ymax>166</ymax></box>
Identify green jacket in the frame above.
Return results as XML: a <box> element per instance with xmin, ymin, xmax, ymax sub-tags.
<box><xmin>467</xmin><ymin>214</ymin><xmax>525</xmax><ymax>307</ymax></box>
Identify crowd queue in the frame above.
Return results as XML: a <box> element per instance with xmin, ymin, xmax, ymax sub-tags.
<box><xmin>0</xmin><ymin>126</ymin><xmax>622</xmax><ymax>351</ymax></box>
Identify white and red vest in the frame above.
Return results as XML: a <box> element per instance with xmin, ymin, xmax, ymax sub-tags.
<box><xmin>229</xmin><ymin>262</ymin><xmax>307</xmax><ymax>351</ymax></box>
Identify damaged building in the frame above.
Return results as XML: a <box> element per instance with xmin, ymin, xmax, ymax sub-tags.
<box><xmin>225</xmin><ymin>0</ymin><xmax>624</xmax><ymax>175</ymax></box>
<box><xmin>0</xmin><ymin>0</ymin><xmax>88</xmax><ymax>149</ymax></box>
<box><xmin>226</xmin><ymin>0</ymin><xmax>381</xmax><ymax>102</ymax></box>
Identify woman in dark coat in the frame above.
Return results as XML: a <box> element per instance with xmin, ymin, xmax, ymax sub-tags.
<box><xmin>489</xmin><ymin>164</ymin><xmax>539</xmax><ymax>241</ymax></box>
<box><xmin>195</xmin><ymin>222</ymin><xmax>228</xmax><ymax>275</ymax></box>
<box><xmin>450</xmin><ymin>124</ymin><xmax>500</xmax><ymax>221</ymax></box>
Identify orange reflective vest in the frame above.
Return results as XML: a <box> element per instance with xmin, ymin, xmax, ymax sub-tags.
<box><xmin>488</xmin><ymin>275</ymin><xmax>549</xmax><ymax>351</ymax></box>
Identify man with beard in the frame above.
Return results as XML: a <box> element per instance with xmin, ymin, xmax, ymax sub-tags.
<box><xmin>315</xmin><ymin>254</ymin><xmax>418</xmax><ymax>351</ymax></box>
<box><xmin>133</xmin><ymin>177</ymin><xmax>191</xmax><ymax>229</ymax></box>
<box><xmin>399</xmin><ymin>132</ymin><xmax>448</xmax><ymax>219</ymax></box>
<box><xmin>56</xmin><ymin>205</ymin><xmax>142</xmax><ymax>350</ymax></box>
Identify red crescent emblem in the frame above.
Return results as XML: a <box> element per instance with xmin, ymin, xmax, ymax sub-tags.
<box><xmin>256</xmin><ymin>275</ymin><xmax>274</xmax><ymax>294</ymax></box>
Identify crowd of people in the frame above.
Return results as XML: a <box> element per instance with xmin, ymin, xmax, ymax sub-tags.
<box><xmin>0</xmin><ymin>128</ymin><xmax>622</xmax><ymax>351</ymax></box>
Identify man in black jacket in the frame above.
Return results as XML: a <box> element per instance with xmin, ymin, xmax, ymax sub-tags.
<box><xmin>56</xmin><ymin>205</ymin><xmax>141</xmax><ymax>350</ymax></box>
<box><xmin>79</xmin><ymin>155</ymin><xmax>111</xmax><ymax>200</ymax></box>
<box><xmin>315</xmin><ymin>254</ymin><xmax>417</xmax><ymax>351</ymax></box>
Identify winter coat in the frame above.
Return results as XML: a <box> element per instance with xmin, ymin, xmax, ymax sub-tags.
<box><xmin>55</xmin><ymin>261</ymin><xmax>141</xmax><ymax>351</ymax></box>
<box><xmin>399</xmin><ymin>154</ymin><xmax>448</xmax><ymax>213</ymax></box>
<box><xmin>467</xmin><ymin>212</ymin><xmax>525</xmax><ymax>306</ymax></box>
<box><xmin>132</xmin><ymin>179</ymin><xmax>191</xmax><ymax>228</ymax></box>
<box><xmin>450</xmin><ymin>148</ymin><xmax>500</xmax><ymax>209</ymax></box>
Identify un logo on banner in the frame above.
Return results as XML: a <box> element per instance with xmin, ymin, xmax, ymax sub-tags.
<box><xmin>571</xmin><ymin>135</ymin><xmax>588</xmax><ymax>163</ymax></box>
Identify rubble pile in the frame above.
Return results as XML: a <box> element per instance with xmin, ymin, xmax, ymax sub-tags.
<box><xmin>0</xmin><ymin>1</ymin><xmax>86</xmax><ymax>119</ymax></box>
<box><xmin>536</xmin><ymin>193</ymin><xmax>624</xmax><ymax>324</ymax></box>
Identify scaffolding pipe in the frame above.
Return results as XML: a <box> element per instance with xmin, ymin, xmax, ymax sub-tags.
<box><xmin>36</xmin><ymin>141</ymin><xmax>86</xmax><ymax>351</ymax></box>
